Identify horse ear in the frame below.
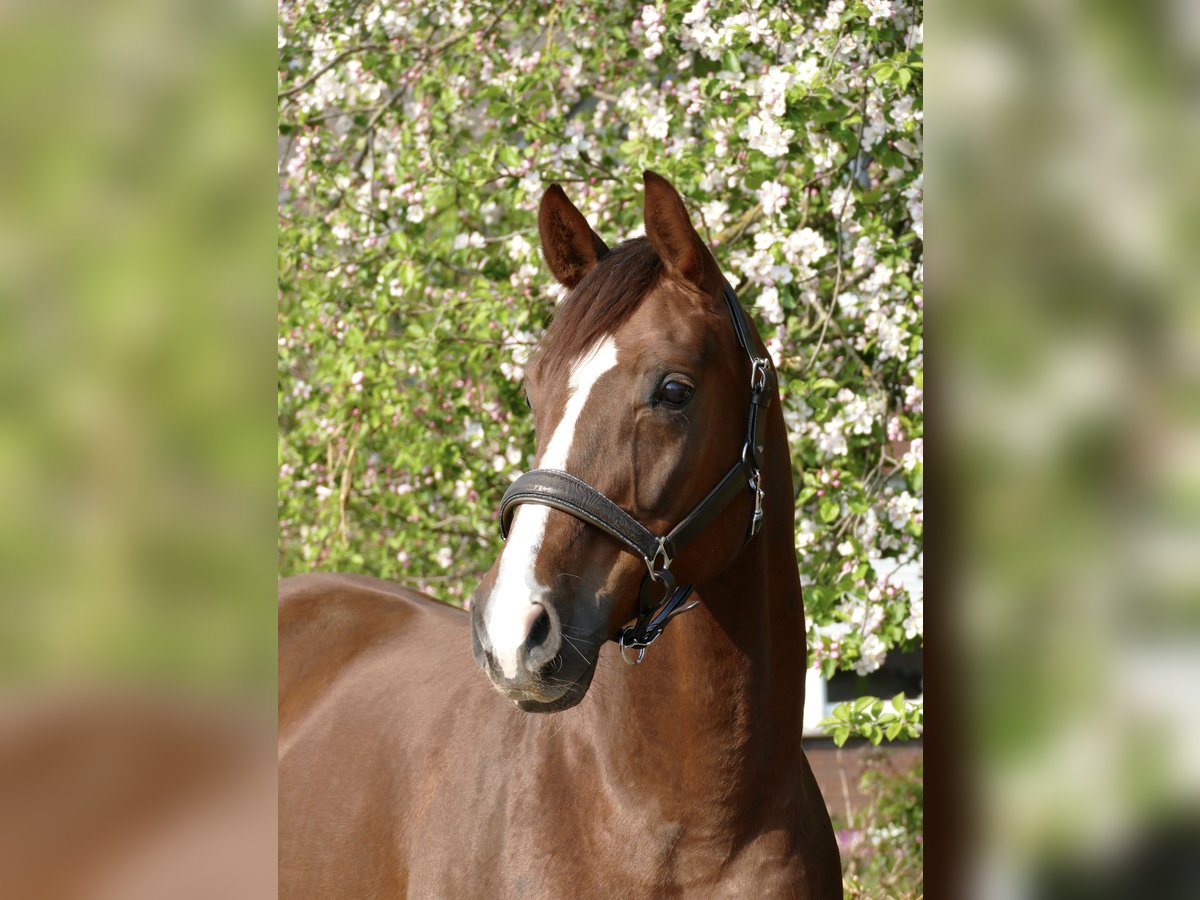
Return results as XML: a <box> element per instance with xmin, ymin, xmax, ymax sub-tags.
<box><xmin>538</xmin><ymin>184</ymin><xmax>609</xmax><ymax>288</ymax></box>
<box><xmin>642</xmin><ymin>170</ymin><xmax>714</xmax><ymax>288</ymax></box>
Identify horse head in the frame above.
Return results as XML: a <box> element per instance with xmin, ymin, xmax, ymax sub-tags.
<box><xmin>470</xmin><ymin>172</ymin><xmax>766</xmax><ymax>712</ymax></box>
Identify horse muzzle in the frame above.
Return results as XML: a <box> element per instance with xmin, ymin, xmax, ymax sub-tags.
<box><xmin>470</xmin><ymin>596</ymin><xmax>603</xmax><ymax>712</ymax></box>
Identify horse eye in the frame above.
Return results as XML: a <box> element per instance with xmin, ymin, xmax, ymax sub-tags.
<box><xmin>524</xmin><ymin>392</ymin><xmax>532</xmax><ymax>411</ymax></box>
<box><xmin>658</xmin><ymin>379</ymin><xmax>694</xmax><ymax>407</ymax></box>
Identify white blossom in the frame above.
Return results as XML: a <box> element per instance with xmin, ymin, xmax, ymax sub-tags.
<box><xmin>507</xmin><ymin>233</ymin><xmax>532</xmax><ymax>262</ymax></box>
<box><xmin>701</xmin><ymin>199</ymin><xmax>729</xmax><ymax>227</ymax></box>
<box><xmin>463</xmin><ymin>420</ymin><xmax>484</xmax><ymax>448</ymax></box>
<box><xmin>816</xmin><ymin>415</ymin><xmax>848</xmax><ymax>457</ymax></box>
<box><xmin>519</xmin><ymin>170</ymin><xmax>542</xmax><ymax>195</ymax></box>
<box><xmin>782</xmin><ymin>227</ymin><xmax>829</xmax><ymax>268</ymax></box>
<box><xmin>645</xmin><ymin>104</ymin><xmax>672</xmax><ymax>140</ymax></box>
<box><xmin>453</xmin><ymin>231</ymin><xmax>485</xmax><ymax>250</ymax></box>
<box><xmin>887</xmin><ymin>491</ymin><xmax>922</xmax><ymax>530</ymax></box>
<box><xmin>499</xmin><ymin>329</ymin><xmax>537</xmax><ymax>381</ymax></box>
<box><xmin>758</xmin><ymin>179</ymin><xmax>790</xmax><ymax>217</ymax></box>
<box><xmin>796</xmin><ymin>517</ymin><xmax>817</xmax><ymax>550</ymax></box>
<box><xmin>905</xmin><ymin>381</ymin><xmax>924</xmax><ymax>414</ymax></box>
<box><xmin>865</xmin><ymin>307</ymin><xmax>911</xmax><ymax>361</ymax></box>
<box><xmin>639</xmin><ymin>5</ymin><xmax>666</xmax><ymax>59</ymax></box>
<box><xmin>902</xmin><ymin>438</ymin><xmax>923</xmax><ymax>471</ymax></box>
<box><xmin>903</xmin><ymin>593</ymin><xmax>923</xmax><ymax>641</ymax></box>
<box><xmin>757</xmin><ymin>66</ymin><xmax>793</xmax><ymax>117</ymax></box>
<box><xmin>863</xmin><ymin>0</ymin><xmax>893</xmax><ymax>27</ymax></box>
<box><xmin>756</xmin><ymin>286</ymin><xmax>785</xmax><ymax>325</ymax></box>
<box><xmin>903</xmin><ymin>173</ymin><xmax>924</xmax><ymax>239</ymax></box>
<box><xmin>855</xmin><ymin>633</ymin><xmax>887</xmax><ymax>675</ymax></box>
<box><xmin>742</xmin><ymin>113</ymin><xmax>795</xmax><ymax>157</ymax></box>
<box><xmin>841</xmin><ymin>390</ymin><xmax>883</xmax><ymax>435</ymax></box>
<box><xmin>817</xmin><ymin>0</ymin><xmax>845</xmax><ymax>31</ymax></box>
<box><xmin>829</xmin><ymin>184</ymin><xmax>855</xmax><ymax>220</ymax></box>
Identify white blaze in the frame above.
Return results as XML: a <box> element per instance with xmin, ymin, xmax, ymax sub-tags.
<box><xmin>485</xmin><ymin>337</ymin><xmax>619</xmax><ymax>678</ymax></box>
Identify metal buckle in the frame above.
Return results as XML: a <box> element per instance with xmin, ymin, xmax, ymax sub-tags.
<box><xmin>750</xmin><ymin>357</ymin><xmax>770</xmax><ymax>394</ymax></box>
<box><xmin>749</xmin><ymin>470</ymin><xmax>764</xmax><ymax>536</ymax></box>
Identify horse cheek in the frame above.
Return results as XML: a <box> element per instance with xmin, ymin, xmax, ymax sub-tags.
<box><xmin>631</xmin><ymin>414</ymin><xmax>686</xmax><ymax>515</ymax></box>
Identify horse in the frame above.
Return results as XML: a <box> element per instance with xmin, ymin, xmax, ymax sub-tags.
<box><xmin>279</xmin><ymin>171</ymin><xmax>842</xmax><ymax>898</ymax></box>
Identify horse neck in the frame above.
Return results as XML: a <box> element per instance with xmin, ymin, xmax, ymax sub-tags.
<box><xmin>571</xmin><ymin>401</ymin><xmax>806</xmax><ymax>823</ymax></box>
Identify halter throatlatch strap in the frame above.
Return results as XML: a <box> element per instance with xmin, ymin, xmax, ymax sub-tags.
<box><xmin>496</xmin><ymin>282</ymin><xmax>775</xmax><ymax>664</ymax></box>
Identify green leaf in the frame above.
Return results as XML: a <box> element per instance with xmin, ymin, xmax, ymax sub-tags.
<box><xmin>819</xmin><ymin>498</ymin><xmax>840</xmax><ymax>523</ymax></box>
<box><xmin>498</xmin><ymin>146</ymin><xmax>519</xmax><ymax>168</ymax></box>
<box><xmin>832</xmin><ymin>726</ymin><xmax>850</xmax><ymax>747</ymax></box>
<box><xmin>892</xmin><ymin>692</ymin><xmax>906</xmax><ymax>712</ymax></box>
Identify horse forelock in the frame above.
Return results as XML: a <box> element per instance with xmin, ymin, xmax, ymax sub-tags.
<box><xmin>534</xmin><ymin>238</ymin><xmax>663</xmax><ymax>382</ymax></box>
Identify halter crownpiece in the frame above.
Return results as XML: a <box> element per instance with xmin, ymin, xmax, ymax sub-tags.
<box><xmin>498</xmin><ymin>283</ymin><xmax>776</xmax><ymax>664</ymax></box>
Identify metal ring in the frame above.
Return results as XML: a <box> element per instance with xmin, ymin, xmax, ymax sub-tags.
<box><xmin>618</xmin><ymin>631</ymin><xmax>647</xmax><ymax>665</ymax></box>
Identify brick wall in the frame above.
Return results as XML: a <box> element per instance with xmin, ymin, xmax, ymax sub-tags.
<box><xmin>803</xmin><ymin>737</ymin><xmax>922</xmax><ymax>823</ymax></box>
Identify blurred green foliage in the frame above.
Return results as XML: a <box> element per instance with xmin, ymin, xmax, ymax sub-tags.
<box><xmin>0</xmin><ymin>0</ymin><xmax>275</xmax><ymax>692</ymax></box>
<box><xmin>936</xmin><ymin>0</ymin><xmax>1200</xmax><ymax>891</ymax></box>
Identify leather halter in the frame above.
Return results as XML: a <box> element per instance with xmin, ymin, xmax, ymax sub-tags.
<box><xmin>498</xmin><ymin>284</ymin><xmax>776</xmax><ymax>664</ymax></box>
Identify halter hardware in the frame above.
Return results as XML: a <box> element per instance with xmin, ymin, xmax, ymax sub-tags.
<box><xmin>749</xmin><ymin>471</ymin><xmax>765</xmax><ymax>538</ymax></box>
<box><xmin>751</xmin><ymin>357</ymin><xmax>771</xmax><ymax>394</ymax></box>
<box><xmin>497</xmin><ymin>283</ymin><xmax>775</xmax><ymax>665</ymax></box>
<box><xmin>646</xmin><ymin>537</ymin><xmax>673</xmax><ymax>580</ymax></box>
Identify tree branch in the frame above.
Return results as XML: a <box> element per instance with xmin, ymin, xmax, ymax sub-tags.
<box><xmin>278</xmin><ymin>44</ymin><xmax>389</xmax><ymax>101</ymax></box>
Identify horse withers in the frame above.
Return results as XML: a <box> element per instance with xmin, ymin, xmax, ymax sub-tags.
<box><xmin>279</xmin><ymin>172</ymin><xmax>842</xmax><ymax>898</ymax></box>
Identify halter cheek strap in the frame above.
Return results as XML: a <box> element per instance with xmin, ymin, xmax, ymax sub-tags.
<box><xmin>497</xmin><ymin>284</ymin><xmax>776</xmax><ymax>663</ymax></box>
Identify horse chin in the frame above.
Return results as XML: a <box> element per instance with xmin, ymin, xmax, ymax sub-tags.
<box><xmin>512</xmin><ymin>659</ymin><xmax>598</xmax><ymax>714</ymax></box>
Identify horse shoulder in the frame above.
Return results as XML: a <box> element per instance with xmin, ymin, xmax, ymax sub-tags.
<box><xmin>278</xmin><ymin>572</ymin><xmax>467</xmax><ymax>739</ymax></box>
<box><xmin>278</xmin><ymin>574</ymin><xmax>509</xmax><ymax>898</ymax></box>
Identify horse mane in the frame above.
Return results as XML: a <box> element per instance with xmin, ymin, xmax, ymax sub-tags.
<box><xmin>535</xmin><ymin>237</ymin><xmax>664</xmax><ymax>378</ymax></box>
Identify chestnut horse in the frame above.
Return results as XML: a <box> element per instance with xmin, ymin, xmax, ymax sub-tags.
<box><xmin>279</xmin><ymin>172</ymin><xmax>842</xmax><ymax>898</ymax></box>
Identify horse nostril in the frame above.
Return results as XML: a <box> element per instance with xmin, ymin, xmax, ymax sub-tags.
<box><xmin>527</xmin><ymin>606</ymin><xmax>551</xmax><ymax>650</ymax></box>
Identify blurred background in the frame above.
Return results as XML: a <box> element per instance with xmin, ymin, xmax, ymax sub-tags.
<box><xmin>0</xmin><ymin>0</ymin><xmax>1195</xmax><ymax>898</ymax></box>
<box><xmin>0</xmin><ymin>0</ymin><xmax>275</xmax><ymax>896</ymax></box>
<box><xmin>935</xmin><ymin>0</ymin><xmax>1200</xmax><ymax>896</ymax></box>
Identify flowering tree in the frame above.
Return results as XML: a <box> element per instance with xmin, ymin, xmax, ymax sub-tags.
<box><xmin>278</xmin><ymin>0</ymin><xmax>923</xmax><ymax>744</ymax></box>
